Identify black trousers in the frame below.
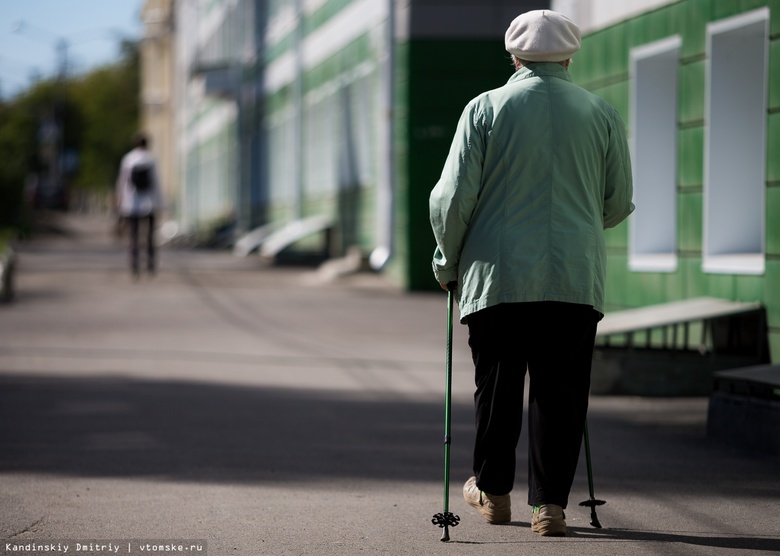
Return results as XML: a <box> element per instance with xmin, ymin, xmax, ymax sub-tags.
<box><xmin>127</xmin><ymin>213</ymin><xmax>156</xmax><ymax>274</ymax></box>
<box><xmin>467</xmin><ymin>301</ymin><xmax>600</xmax><ymax>508</ymax></box>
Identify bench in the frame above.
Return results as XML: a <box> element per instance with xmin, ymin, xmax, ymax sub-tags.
<box><xmin>233</xmin><ymin>224</ymin><xmax>276</xmax><ymax>257</ymax></box>
<box><xmin>592</xmin><ymin>297</ymin><xmax>770</xmax><ymax>396</ymax></box>
<box><xmin>258</xmin><ymin>215</ymin><xmax>334</xmax><ymax>263</ymax></box>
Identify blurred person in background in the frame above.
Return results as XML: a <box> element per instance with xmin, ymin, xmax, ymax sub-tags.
<box><xmin>115</xmin><ymin>132</ymin><xmax>163</xmax><ymax>278</ymax></box>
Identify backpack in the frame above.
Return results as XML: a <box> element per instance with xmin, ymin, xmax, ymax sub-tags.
<box><xmin>130</xmin><ymin>162</ymin><xmax>153</xmax><ymax>193</ymax></box>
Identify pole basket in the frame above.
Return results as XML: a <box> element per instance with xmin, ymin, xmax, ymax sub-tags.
<box><xmin>432</xmin><ymin>511</ymin><xmax>460</xmax><ymax>542</ymax></box>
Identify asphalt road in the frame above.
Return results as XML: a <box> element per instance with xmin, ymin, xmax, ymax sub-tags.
<box><xmin>0</xmin><ymin>212</ymin><xmax>778</xmax><ymax>556</ymax></box>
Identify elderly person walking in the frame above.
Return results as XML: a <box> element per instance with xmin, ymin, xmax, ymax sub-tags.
<box><xmin>429</xmin><ymin>10</ymin><xmax>634</xmax><ymax>536</ymax></box>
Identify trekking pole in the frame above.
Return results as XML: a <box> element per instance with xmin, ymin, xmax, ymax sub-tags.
<box><xmin>431</xmin><ymin>283</ymin><xmax>460</xmax><ymax>541</ymax></box>
<box><xmin>579</xmin><ymin>419</ymin><xmax>605</xmax><ymax>528</ymax></box>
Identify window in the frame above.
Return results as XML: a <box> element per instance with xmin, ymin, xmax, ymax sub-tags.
<box><xmin>704</xmin><ymin>8</ymin><xmax>769</xmax><ymax>275</ymax></box>
<box><xmin>629</xmin><ymin>36</ymin><xmax>681</xmax><ymax>272</ymax></box>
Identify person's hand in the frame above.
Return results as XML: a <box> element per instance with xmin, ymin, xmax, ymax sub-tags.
<box><xmin>441</xmin><ymin>281</ymin><xmax>457</xmax><ymax>292</ymax></box>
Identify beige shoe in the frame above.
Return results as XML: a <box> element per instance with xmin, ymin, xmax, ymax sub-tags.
<box><xmin>463</xmin><ymin>476</ymin><xmax>511</xmax><ymax>524</ymax></box>
<box><xmin>531</xmin><ymin>504</ymin><xmax>567</xmax><ymax>536</ymax></box>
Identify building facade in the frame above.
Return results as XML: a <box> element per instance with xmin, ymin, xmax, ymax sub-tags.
<box><xmin>140</xmin><ymin>0</ymin><xmax>177</xmax><ymax>213</ymax></box>
<box><xmin>144</xmin><ymin>0</ymin><xmax>779</xmax><ymax>360</ymax></box>
<box><xmin>155</xmin><ymin>0</ymin><xmax>547</xmax><ymax>281</ymax></box>
<box><xmin>554</xmin><ymin>0</ymin><xmax>780</xmax><ymax>360</ymax></box>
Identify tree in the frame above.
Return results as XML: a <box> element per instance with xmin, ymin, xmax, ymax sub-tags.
<box><xmin>0</xmin><ymin>39</ymin><xmax>140</xmax><ymax>230</ymax></box>
<box><xmin>70</xmin><ymin>39</ymin><xmax>140</xmax><ymax>193</ymax></box>
<box><xmin>0</xmin><ymin>85</ymin><xmax>52</xmax><ymax>230</ymax></box>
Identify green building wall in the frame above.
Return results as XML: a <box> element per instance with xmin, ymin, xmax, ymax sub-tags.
<box><xmin>396</xmin><ymin>39</ymin><xmax>514</xmax><ymax>290</ymax></box>
<box><xmin>260</xmin><ymin>17</ymin><xmax>385</xmax><ymax>258</ymax></box>
<box><xmin>257</xmin><ymin>0</ymin><xmax>548</xmax><ymax>290</ymax></box>
<box><xmin>568</xmin><ymin>0</ymin><xmax>780</xmax><ymax>361</ymax></box>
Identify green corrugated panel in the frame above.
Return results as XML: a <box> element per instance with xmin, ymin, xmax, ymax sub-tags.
<box><xmin>302</xmin><ymin>34</ymin><xmax>374</xmax><ymax>94</ymax></box>
<box><xmin>696</xmin><ymin>266</ymin><xmax>738</xmax><ymax>297</ymax></box>
<box><xmin>732</xmin><ymin>1</ymin><xmax>778</xmax><ymax>40</ymax></box>
<box><xmin>604</xmin><ymin>221</ymin><xmax>629</xmax><ymax>249</ymax></box>
<box><xmin>678</xmin><ymin>190</ymin><xmax>703</xmax><ymax>252</ymax></box>
<box><xmin>266</xmin><ymin>86</ymin><xmax>292</xmax><ymax>116</ymax></box>
<box><xmin>186</xmin><ymin>98</ymin><xmax>222</xmax><ymax>132</ymax></box>
<box><xmin>677</xmin><ymin>254</ymin><xmax>692</xmax><ymax>300</ymax></box>
<box><xmin>604</xmin><ymin>254</ymin><xmax>630</xmax><ymax>307</ymax></box>
<box><xmin>588</xmin><ymin>31</ymin><xmax>609</xmax><ymax>84</ymax></box>
<box><xmin>770</xmin><ymin>0</ymin><xmax>780</xmax><ymax>36</ymax></box>
<box><xmin>304</xmin><ymin>0</ymin><xmax>353</xmax><ymax>35</ymax></box>
<box><xmin>357</xmin><ymin>192</ymin><xmax>378</xmax><ymax>250</ymax></box>
<box><xmin>735</xmin><ymin>273</ymin><xmax>766</xmax><ymax>302</ymax></box>
<box><xmin>628</xmin><ymin>13</ymin><xmax>652</xmax><ymax>50</ymax></box>
<box><xmin>592</xmin><ymin>81</ymin><xmax>630</xmax><ymax>121</ymax></box>
<box><xmin>265</xmin><ymin>0</ymin><xmax>375</xmax><ymax>65</ymax></box>
<box><xmin>307</xmin><ymin>51</ymin><xmax>340</xmax><ymax>93</ymax></box>
<box><xmin>625</xmin><ymin>270</ymin><xmax>674</xmax><ymax>307</ymax></box>
<box><xmin>765</xmin><ymin>260</ymin><xmax>780</xmax><ymax>325</ymax></box>
<box><xmin>387</xmin><ymin>40</ymin><xmax>410</xmax><ymax>290</ymax></box>
<box><xmin>677</xmin><ymin>256</ymin><xmax>698</xmax><ymax>300</ymax></box>
<box><xmin>668</xmin><ymin>2</ymin><xmax>688</xmax><ymax>35</ymax></box>
<box><xmin>646</xmin><ymin>4</ymin><xmax>675</xmax><ymax>43</ymax></box>
<box><xmin>767</xmin><ymin>112</ymin><xmax>780</xmax><ymax>183</ymax></box>
<box><xmin>267</xmin><ymin>0</ymin><xmax>288</xmax><ymax>21</ymax></box>
<box><xmin>301</xmin><ymin>195</ymin><xmax>337</xmax><ymax>222</ymax></box>
<box><xmin>636</xmin><ymin>267</ymin><xmax>685</xmax><ymax>306</ymax></box>
<box><xmin>682</xmin><ymin>257</ymin><xmax>714</xmax><ymax>297</ymax></box>
<box><xmin>266</xmin><ymin>203</ymin><xmax>297</xmax><ymax>226</ymax></box>
<box><xmin>711</xmin><ymin>0</ymin><xmax>745</xmax><ymax>21</ymax></box>
<box><xmin>265</xmin><ymin>34</ymin><xmax>294</xmax><ymax>64</ymax></box>
<box><xmin>682</xmin><ymin>0</ymin><xmax>712</xmax><ymax>60</ymax></box>
<box><xmin>767</xmin><ymin>187</ymin><xmax>780</xmax><ymax>256</ymax></box>
<box><xmin>678</xmin><ymin>126</ymin><xmax>704</xmax><ymax>188</ymax></box>
<box><xmin>770</xmin><ymin>39</ymin><xmax>780</xmax><ymax>110</ymax></box>
<box><xmin>678</xmin><ymin>60</ymin><xmax>705</xmax><ymax>124</ymax></box>
<box><xmin>572</xmin><ymin>35</ymin><xmax>594</xmax><ymax>79</ymax></box>
<box><xmin>605</xmin><ymin>21</ymin><xmax>630</xmax><ymax>76</ymax></box>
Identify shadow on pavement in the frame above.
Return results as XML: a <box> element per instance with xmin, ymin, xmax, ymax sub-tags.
<box><xmin>1</xmin><ymin>373</ymin><xmax>778</xmax><ymax>501</ymax></box>
<box><xmin>448</xmin><ymin>527</ymin><xmax>780</xmax><ymax>552</ymax></box>
<box><xmin>569</xmin><ymin>527</ymin><xmax>780</xmax><ymax>552</ymax></box>
<box><xmin>0</xmin><ymin>373</ymin><xmax>473</xmax><ymax>483</ymax></box>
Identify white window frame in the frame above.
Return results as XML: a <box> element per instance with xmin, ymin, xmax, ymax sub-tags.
<box><xmin>629</xmin><ymin>35</ymin><xmax>682</xmax><ymax>272</ymax></box>
<box><xmin>703</xmin><ymin>8</ymin><xmax>769</xmax><ymax>275</ymax></box>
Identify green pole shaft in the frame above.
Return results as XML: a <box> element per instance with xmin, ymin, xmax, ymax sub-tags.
<box><xmin>443</xmin><ymin>288</ymin><xmax>454</xmax><ymax>513</ymax></box>
<box><xmin>583</xmin><ymin>419</ymin><xmax>596</xmax><ymax>500</ymax></box>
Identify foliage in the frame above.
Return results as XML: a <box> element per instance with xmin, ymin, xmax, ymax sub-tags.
<box><xmin>0</xmin><ymin>40</ymin><xmax>140</xmax><ymax>229</ymax></box>
<box><xmin>70</xmin><ymin>40</ymin><xmax>140</xmax><ymax>192</ymax></box>
<box><xmin>0</xmin><ymin>89</ymin><xmax>44</xmax><ymax>231</ymax></box>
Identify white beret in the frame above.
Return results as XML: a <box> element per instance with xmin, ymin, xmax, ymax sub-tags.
<box><xmin>505</xmin><ymin>10</ymin><xmax>581</xmax><ymax>63</ymax></box>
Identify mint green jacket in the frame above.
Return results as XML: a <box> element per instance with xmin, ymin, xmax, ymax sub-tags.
<box><xmin>430</xmin><ymin>63</ymin><xmax>634</xmax><ymax>322</ymax></box>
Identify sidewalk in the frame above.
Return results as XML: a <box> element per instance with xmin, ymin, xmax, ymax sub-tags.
<box><xmin>0</xmin><ymin>213</ymin><xmax>778</xmax><ymax>556</ymax></box>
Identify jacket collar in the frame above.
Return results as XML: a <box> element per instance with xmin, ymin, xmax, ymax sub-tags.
<box><xmin>507</xmin><ymin>62</ymin><xmax>572</xmax><ymax>84</ymax></box>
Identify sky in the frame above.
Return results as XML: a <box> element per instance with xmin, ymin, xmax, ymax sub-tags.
<box><xmin>0</xmin><ymin>0</ymin><xmax>144</xmax><ymax>99</ymax></box>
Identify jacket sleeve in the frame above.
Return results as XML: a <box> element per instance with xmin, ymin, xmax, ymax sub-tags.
<box><xmin>603</xmin><ymin>106</ymin><xmax>635</xmax><ymax>229</ymax></box>
<box><xmin>429</xmin><ymin>101</ymin><xmax>486</xmax><ymax>286</ymax></box>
